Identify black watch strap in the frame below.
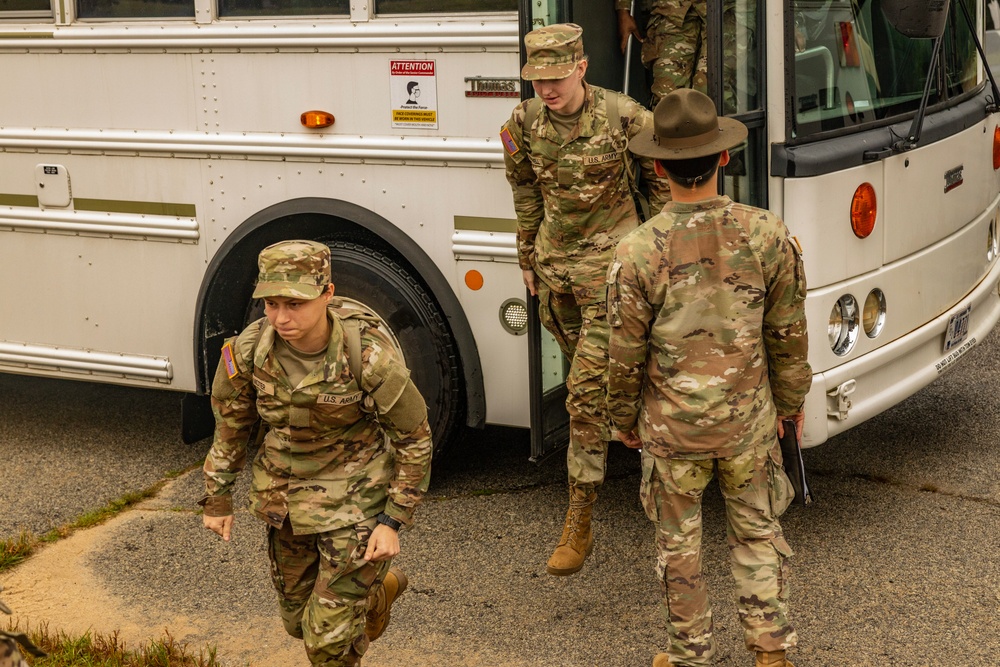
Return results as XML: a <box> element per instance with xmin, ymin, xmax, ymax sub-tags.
<box><xmin>376</xmin><ymin>512</ymin><xmax>402</xmax><ymax>531</ymax></box>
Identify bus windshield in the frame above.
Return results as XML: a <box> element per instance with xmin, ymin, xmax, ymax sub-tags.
<box><xmin>790</xmin><ymin>0</ymin><xmax>979</xmax><ymax>140</ymax></box>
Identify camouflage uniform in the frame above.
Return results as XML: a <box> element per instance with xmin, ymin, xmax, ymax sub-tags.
<box><xmin>502</xmin><ymin>80</ymin><xmax>670</xmax><ymax>495</ymax></box>
<box><xmin>201</xmin><ymin>242</ymin><xmax>432</xmax><ymax>667</ymax></box>
<box><xmin>617</xmin><ymin>0</ymin><xmax>747</xmax><ymax>112</ymax></box>
<box><xmin>607</xmin><ymin>194</ymin><xmax>810</xmax><ymax>665</ymax></box>
<box><xmin>0</xmin><ymin>589</ymin><xmax>44</xmax><ymax>667</ymax></box>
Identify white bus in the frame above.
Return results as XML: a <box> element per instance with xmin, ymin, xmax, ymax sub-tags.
<box><xmin>0</xmin><ymin>0</ymin><xmax>997</xmax><ymax>457</ymax></box>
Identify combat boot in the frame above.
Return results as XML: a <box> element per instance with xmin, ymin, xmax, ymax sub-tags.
<box><xmin>651</xmin><ymin>654</ymin><xmax>671</xmax><ymax>666</ymax></box>
<box><xmin>755</xmin><ymin>650</ymin><xmax>795</xmax><ymax>667</ymax></box>
<box><xmin>365</xmin><ymin>567</ymin><xmax>408</xmax><ymax>642</ymax></box>
<box><xmin>545</xmin><ymin>488</ymin><xmax>596</xmax><ymax>576</ymax></box>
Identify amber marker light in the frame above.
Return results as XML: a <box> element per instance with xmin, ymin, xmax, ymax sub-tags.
<box><xmin>301</xmin><ymin>110</ymin><xmax>335</xmax><ymax>128</ymax></box>
<box><xmin>851</xmin><ymin>182</ymin><xmax>877</xmax><ymax>238</ymax></box>
<box><xmin>992</xmin><ymin>126</ymin><xmax>1000</xmax><ymax>170</ymax></box>
<box><xmin>465</xmin><ymin>270</ymin><xmax>484</xmax><ymax>291</ymax></box>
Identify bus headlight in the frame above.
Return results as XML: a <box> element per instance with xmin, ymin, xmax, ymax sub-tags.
<box><xmin>863</xmin><ymin>289</ymin><xmax>886</xmax><ymax>338</ymax></box>
<box><xmin>829</xmin><ymin>294</ymin><xmax>859</xmax><ymax>355</ymax></box>
<box><xmin>499</xmin><ymin>298</ymin><xmax>528</xmax><ymax>335</ymax></box>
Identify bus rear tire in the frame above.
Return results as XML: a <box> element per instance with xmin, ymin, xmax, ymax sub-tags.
<box><xmin>318</xmin><ymin>239</ymin><xmax>462</xmax><ymax>455</ymax></box>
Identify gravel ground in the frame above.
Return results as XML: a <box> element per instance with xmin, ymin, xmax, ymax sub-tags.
<box><xmin>1</xmin><ymin>328</ymin><xmax>999</xmax><ymax>667</ymax></box>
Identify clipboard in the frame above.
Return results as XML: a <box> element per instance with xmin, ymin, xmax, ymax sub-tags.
<box><xmin>779</xmin><ymin>419</ymin><xmax>813</xmax><ymax>506</ymax></box>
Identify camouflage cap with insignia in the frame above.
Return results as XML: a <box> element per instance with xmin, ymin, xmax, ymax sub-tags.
<box><xmin>252</xmin><ymin>240</ymin><xmax>331</xmax><ymax>300</ymax></box>
<box><xmin>521</xmin><ymin>23</ymin><xmax>585</xmax><ymax>81</ymax></box>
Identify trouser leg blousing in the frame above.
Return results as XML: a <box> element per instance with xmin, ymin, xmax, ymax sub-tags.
<box><xmin>546</xmin><ymin>486</ymin><xmax>597</xmax><ymax>576</ymax></box>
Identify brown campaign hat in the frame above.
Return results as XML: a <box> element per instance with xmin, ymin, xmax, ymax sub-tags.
<box><xmin>520</xmin><ymin>23</ymin><xmax>584</xmax><ymax>81</ymax></box>
<box><xmin>630</xmin><ymin>88</ymin><xmax>747</xmax><ymax>160</ymax></box>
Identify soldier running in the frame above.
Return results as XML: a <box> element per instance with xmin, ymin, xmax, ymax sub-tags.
<box><xmin>200</xmin><ymin>240</ymin><xmax>432</xmax><ymax>667</ymax></box>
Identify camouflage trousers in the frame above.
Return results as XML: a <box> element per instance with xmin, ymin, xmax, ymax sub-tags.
<box><xmin>641</xmin><ymin>1</ymin><xmax>741</xmax><ymax>112</ymax></box>
<box><xmin>536</xmin><ymin>281</ymin><xmax>610</xmax><ymax>492</ymax></box>
<box><xmin>640</xmin><ymin>441</ymin><xmax>797</xmax><ymax>665</ymax></box>
<box><xmin>268</xmin><ymin>516</ymin><xmax>389</xmax><ymax>667</ymax></box>
<box><xmin>0</xmin><ymin>636</ymin><xmax>27</xmax><ymax>667</ymax></box>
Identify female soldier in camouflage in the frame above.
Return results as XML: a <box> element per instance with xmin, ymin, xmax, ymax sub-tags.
<box><xmin>200</xmin><ymin>240</ymin><xmax>433</xmax><ymax>667</ymax></box>
<box><xmin>501</xmin><ymin>23</ymin><xmax>670</xmax><ymax>577</ymax></box>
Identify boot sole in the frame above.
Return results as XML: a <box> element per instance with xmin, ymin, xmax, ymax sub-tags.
<box><xmin>545</xmin><ymin>538</ymin><xmax>594</xmax><ymax>576</ymax></box>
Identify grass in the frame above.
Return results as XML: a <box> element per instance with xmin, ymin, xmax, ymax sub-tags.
<box><xmin>2</xmin><ymin>622</ymin><xmax>220</xmax><ymax>666</ymax></box>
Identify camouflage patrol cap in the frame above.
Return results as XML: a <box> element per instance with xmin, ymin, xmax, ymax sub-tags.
<box><xmin>252</xmin><ymin>240</ymin><xmax>331</xmax><ymax>300</ymax></box>
<box><xmin>521</xmin><ymin>23</ymin><xmax>585</xmax><ymax>81</ymax></box>
<box><xmin>630</xmin><ymin>88</ymin><xmax>748</xmax><ymax>160</ymax></box>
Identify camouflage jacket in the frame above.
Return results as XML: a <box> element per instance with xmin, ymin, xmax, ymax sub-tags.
<box><xmin>607</xmin><ymin>195</ymin><xmax>811</xmax><ymax>459</ymax></box>
<box><xmin>200</xmin><ymin>307</ymin><xmax>433</xmax><ymax>534</ymax></box>
<box><xmin>501</xmin><ymin>83</ymin><xmax>670</xmax><ymax>304</ymax></box>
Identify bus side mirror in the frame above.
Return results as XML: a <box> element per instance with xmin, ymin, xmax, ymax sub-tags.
<box><xmin>881</xmin><ymin>0</ymin><xmax>951</xmax><ymax>39</ymax></box>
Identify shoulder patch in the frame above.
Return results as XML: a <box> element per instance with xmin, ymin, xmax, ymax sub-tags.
<box><xmin>221</xmin><ymin>342</ymin><xmax>238</xmax><ymax>379</ymax></box>
<box><xmin>500</xmin><ymin>126</ymin><xmax>520</xmax><ymax>156</ymax></box>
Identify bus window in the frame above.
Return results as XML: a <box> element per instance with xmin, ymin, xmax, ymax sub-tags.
<box><xmin>77</xmin><ymin>0</ymin><xmax>194</xmax><ymax>20</ymax></box>
<box><xmin>374</xmin><ymin>0</ymin><xmax>516</xmax><ymax>14</ymax></box>
<box><xmin>0</xmin><ymin>0</ymin><xmax>51</xmax><ymax>18</ymax></box>
<box><xmin>218</xmin><ymin>0</ymin><xmax>349</xmax><ymax>18</ymax></box>
<box><xmin>790</xmin><ymin>0</ymin><xmax>979</xmax><ymax>140</ymax></box>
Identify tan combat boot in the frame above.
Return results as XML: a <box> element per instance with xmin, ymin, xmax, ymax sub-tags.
<box><xmin>545</xmin><ymin>488</ymin><xmax>596</xmax><ymax>576</ymax></box>
<box><xmin>651</xmin><ymin>653</ymin><xmax>671</xmax><ymax>666</ymax></box>
<box><xmin>365</xmin><ymin>567</ymin><xmax>408</xmax><ymax>642</ymax></box>
<box><xmin>755</xmin><ymin>650</ymin><xmax>795</xmax><ymax>667</ymax></box>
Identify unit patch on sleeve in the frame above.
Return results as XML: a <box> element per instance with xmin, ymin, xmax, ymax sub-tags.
<box><xmin>221</xmin><ymin>342</ymin><xmax>238</xmax><ymax>379</ymax></box>
<box><xmin>500</xmin><ymin>127</ymin><xmax>520</xmax><ymax>156</ymax></box>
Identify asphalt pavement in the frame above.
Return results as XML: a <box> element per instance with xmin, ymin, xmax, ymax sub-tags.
<box><xmin>1</xmin><ymin>327</ymin><xmax>998</xmax><ymax>667</ymax></box>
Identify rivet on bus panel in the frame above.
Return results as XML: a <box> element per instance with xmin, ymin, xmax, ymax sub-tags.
<box><xmin>301</xmin><ymin>111</ymin><xmax>335</xmax><ymax>128</ymax></box>
<box><xmin>851</xmin><ymin>183</ymin><xmax>877</xmax><ymax>238</ymax></box>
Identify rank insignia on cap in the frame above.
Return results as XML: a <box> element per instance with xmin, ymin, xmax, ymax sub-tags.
<box><xmin>500</xmin><ymin>127</ymin><xmax>520</xmax><ymax>156</ymax></box>
<box><xmin>221</xmin><ymin>342</ymin><xmax>238</xmax><ymax>379</ymax></box>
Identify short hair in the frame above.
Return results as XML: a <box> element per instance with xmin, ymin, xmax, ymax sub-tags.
<box><xmin>660</xmin><ymin>152</ymin><xmax>722</xmax><ymax>188</ymax></box>
<box><xmin>407</xmin><ymin>81</ymin><xmax>420</xmax><ymax>94</ymax></box>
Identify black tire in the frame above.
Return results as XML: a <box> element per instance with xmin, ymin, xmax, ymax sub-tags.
<box><xmin>247</xmin><ymin>238</ymin><xmax>463</xmax><ymax>454</ymax></box>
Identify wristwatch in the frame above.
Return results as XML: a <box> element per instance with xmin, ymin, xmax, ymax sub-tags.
<box><xmin>376</xmin><ymin>512</ymin><xmax>402</xmax><ymax>531</ymax></box>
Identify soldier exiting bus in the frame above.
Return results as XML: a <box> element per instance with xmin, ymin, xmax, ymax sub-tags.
<box><xmin>200</xmin><ymin>240</ymin><xmax>433</xmax><ymax>667</ymax></box>
<box><xmin>501</xmin><ymin>23</ymin><xmax>670</xmax><ymax>576</ymax></box>
<box><xmin>606</xmin><ymin>89</ymin><xmax>810</xmax><ymax>667</ymax></box>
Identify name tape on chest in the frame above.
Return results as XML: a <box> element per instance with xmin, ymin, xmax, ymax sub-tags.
<box><xmin>583</xmin><ymin>152</ymin><xmax>619</xmax><ymax>166</ymax></box>
<box><xmin>252</xmin><ymin>375</ymin><xmax>275</xmax><ymax>396</ymax></box>
<box><xmin>318</xmin><ymin>391</ymin><xmax>363</xmax><ymax>406</ymax></box>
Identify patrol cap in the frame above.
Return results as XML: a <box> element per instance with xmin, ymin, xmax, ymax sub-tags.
<box><xmin>252</xmin><ymin>240</ymin><xmax>331</xmax><ymax>300</ymax></box>
<box><xmin>630</xmin><ymin>88</ymin><xmax>748</xmax><ymax>160</ymax></box>
<box><xmin>521</xmin><ymin>23</ymin><xmax>585</xmax><ymax>81</ymax></box>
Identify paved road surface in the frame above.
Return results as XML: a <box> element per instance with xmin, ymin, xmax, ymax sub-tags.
<box><xmin>1</xmin><ymin>330</ymin><xmax>998</xmax><ymax>666</ymax></box>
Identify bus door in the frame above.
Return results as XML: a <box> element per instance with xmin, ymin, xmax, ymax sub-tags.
<box><xmin>707</xmin><ymin>0</ymin><xmax>768</xmax><ymax>208</ymax></box>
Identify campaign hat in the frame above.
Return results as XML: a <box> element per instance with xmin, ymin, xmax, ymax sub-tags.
<box><xmin>520</xmin><ymin>23</ymin><xmax>585</xmax><ymax>81</ymax></box>
<box><xmin>630</xmin><ymin>88</ymin><xmax>747</xmax><ymax>160</ymax></box>
<box><xmin>252</xmin><ymin>240</ymin><xmax>331</xmax><ymax>300</ymax></box>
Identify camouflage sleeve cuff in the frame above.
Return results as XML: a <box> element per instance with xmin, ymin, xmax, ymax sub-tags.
<box><xmin>382</xmin><ymin>500</ymin><xmax>415</xmax><ymax>529</ymax></box>
<box><xmin>198</xmin><ymin>494</ymin><xmax>234</xmax><ymax>517</ymax></box>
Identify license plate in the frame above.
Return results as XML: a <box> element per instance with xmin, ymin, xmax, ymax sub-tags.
<box><xmin>944</xmin><ymin>304</ymin><xmax>971</xmax><ymax>352</ymax></box>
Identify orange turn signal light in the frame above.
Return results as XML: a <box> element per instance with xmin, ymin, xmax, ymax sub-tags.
<box><xmin>464</xmin><ymin>270</ymin><xmax>484</xmax><ymax>291</ymax></box>
<box><xmin>301</xmin><ymin>110</ymin><xmax>335</xmax><ymax>128</ymax></box>
<box><xmin>851</xmin><ymin>182</ymin><xmax>877</xmax><ymax>238</ymax></box>
<box><xmin>993</xmin><ymin>125</ymin><xmax>1000</xmax><ymax>170</ymax></box>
